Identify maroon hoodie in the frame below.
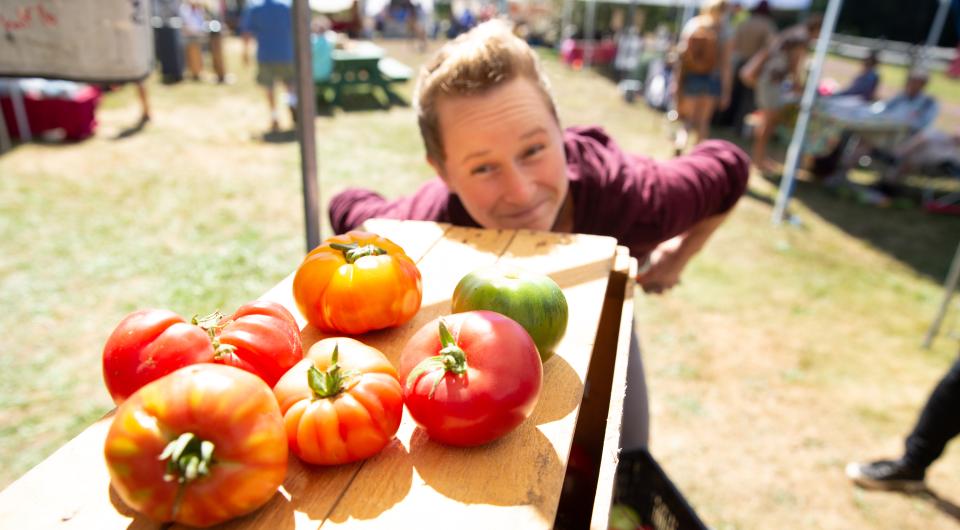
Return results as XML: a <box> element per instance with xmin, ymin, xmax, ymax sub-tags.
<box><xmin>329</xmin><ymin>126</ymin><xmax>750</xmax><ymax>262</ymax></box>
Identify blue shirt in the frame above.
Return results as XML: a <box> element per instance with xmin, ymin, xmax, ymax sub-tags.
<box><xmin>878</xmin><ymin>92</ymin><xmax>939</xmax><ymax>132</ymax></box>
<box><xmin>835</xmin><ymin>70</ymin><xmax>879</xmax><ymax>100</ymax></box>
<box><xmin>241</xmin><ymin>0</ymin><xmax>294</xmax><ymax>64</ymax></box>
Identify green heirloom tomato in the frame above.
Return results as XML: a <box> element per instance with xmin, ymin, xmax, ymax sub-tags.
<box><xmin>451</xmin><ymin>265</ymin><xmax>568</xmax><ymax>362</ymax></box>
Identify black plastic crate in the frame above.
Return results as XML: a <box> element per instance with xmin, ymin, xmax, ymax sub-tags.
<box><xmin>611</xmin><ymin>449</ymin><xmax>709</xmax><ymax>530</ymax></box>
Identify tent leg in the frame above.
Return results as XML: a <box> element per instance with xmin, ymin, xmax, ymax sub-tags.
<box><xmin>924</xmin><ymin>241</ymin><xmax>960</xmax><ymax>349</ymax></box>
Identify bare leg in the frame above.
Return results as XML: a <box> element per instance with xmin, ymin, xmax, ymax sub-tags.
<box><xmin>675</xmin><ymin>96</ymin><xmax>696</xmax><ymax>155</ymax></box>
<box><xmin>135</xmin><ymin>82</ymin><xmax>150</xmax><ymax>122</ymax></box>
<box><xmin>694</xmin><ymin>96</ymin><xmax>717</xmax><ymax>144</ymax></box>
<box><xmin>265</xmin><ymin>84</ymin><xmax>278</xmax><ymax>132</ymax></box>
<box><xmin>753</xmin><ymin>108</ymin><xmax>778</xmax><ymax>172</ymax></box>
<box><xmin>282</xmin><ymin>80</ymin><xmax>297</xmax><ymax>127</ymax></box>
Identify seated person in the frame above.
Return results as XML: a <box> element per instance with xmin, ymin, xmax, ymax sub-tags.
<box><xmin>833</xmin><ymin>50</ymin><xmax>880</xmax><ymax>101</ymax></box>
<box><xmin>812</xmin><ymin>67</ymin><xmax>939</xmax><ymax>193</ymax></box>
<box><xmin>328</xmin><ymin>21</ymin><xmax>750</xmax><ymax>451</ymax></box>
<box><xmin>872</xmin><ymin>67</ymin><xmax>938</xmax><ymax>132</ymax></box>
<box><xmin>877</xmin><ymin>128</ymin><xmax>960</xmax><ymax>188</ymax></box>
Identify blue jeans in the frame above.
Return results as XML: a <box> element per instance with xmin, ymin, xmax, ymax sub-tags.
<box><xmin>681</xmin><ymin>73</ymin><xmax>722</xmax><ymax>97</ymax></box>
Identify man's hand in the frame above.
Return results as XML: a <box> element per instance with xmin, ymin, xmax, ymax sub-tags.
<box><xmin>636</xmin><ymin>212</ymin><xmax>731</xmax><ymax>295</ymax></box>
<box><xmin>637</xmin><ymin>236</ymin><xmax>688</xmax><ymax>294</ymax></box>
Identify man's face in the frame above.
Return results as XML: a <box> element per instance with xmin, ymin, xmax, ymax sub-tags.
<box><xmin>429</xmin><ymin>77</ymin><xmax>569</xmax><ymax>232</ymax></box>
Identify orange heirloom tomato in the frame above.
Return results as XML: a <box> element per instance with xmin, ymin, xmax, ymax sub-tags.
<box><xmin>273</xmin><ymin>337</ymin><xmax>403</xmax><ymax>465</ymax></box>
<box><xmin>104</xmin><ymin>364</ymin><xmax>288</xmax><ymax>528</ymax></box>
<box><xmin>292</xmin><ymin>231</ymin><xmax>422</xmax><ymax>334</ymax></box>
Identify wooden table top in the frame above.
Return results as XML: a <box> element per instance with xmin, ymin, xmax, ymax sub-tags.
<box><xmin>0</xmin><ymin>219</ymin><xmax>633</xmax><ymax>530</ymax></box>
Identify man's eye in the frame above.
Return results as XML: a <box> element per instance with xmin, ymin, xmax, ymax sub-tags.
<box><xmin>471</xmin><ymin>164</ymin><xmax>495</xmax><ymax>176</ymax></box>
<box><xmin>522</xmin><ymin>145</ymin><xmax>545</xmax><ymax>158</ymax></box>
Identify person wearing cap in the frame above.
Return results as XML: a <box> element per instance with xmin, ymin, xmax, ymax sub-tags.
<box><xmin>328</xmin><ymin>21</ymin><xmax>751</xmax><ymax>450</ymax></box>
<box><xmin>857</xmin><ymin>67</ymin><xmax>939</xmax><ymax>199</ymax></box>
<box><xmin>873</xmin><ymin>67</ymin><xmax>938</xmax><ymax>134</ymax></box>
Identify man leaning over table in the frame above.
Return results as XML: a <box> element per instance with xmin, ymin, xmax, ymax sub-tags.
<box><xmin>328</xmin><ymin>21</ymin><xmax>750</xmax><ymax>450</ymax></box>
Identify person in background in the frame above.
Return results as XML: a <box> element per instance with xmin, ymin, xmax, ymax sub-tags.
<box><xmin>672</xmin><ymin>0</ymin><xmax>734</xmax><ymax>154</ymax></box>
<box><xmin>180</xmin><ymin>1</ymin><xmax>209</xmax><ymax>81</ymax></box>
<box><xmin>833</xmin><ymin>50</ymin><xmax>881</xmax><ymax>101</ymax></box>
<box><xmin>327</xmin><ymin>21</ymin><xmax>751</xmax><ymax>450</ymax></box>
<box><xmin>241</xmin><ymin>0</ymin><xmax>296</xmax><ymax>132</ymax></box>
<box><xmin>727</xmin><ymin>0</ymin><xmax>777</xmax><ymax>131</ymax></box>
<box><xmin>750</xmin><ymin>34</ymin><xmax>807</xmax><ymax>174</ymax></box>
<box><xmin>847</xmin><ymin>354</ymin><xmax>960</xmax><ymax>492</ymax></box>
<box><xmin>135</xmin><ymin>81</ymin><xmax>151</xmax><ymax>124</ymax></box>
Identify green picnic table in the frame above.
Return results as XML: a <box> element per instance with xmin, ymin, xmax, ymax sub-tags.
<box><xmin>315</xmin><ymin>41</ymin><xmax>413</xmax><ymax>109</ymax></box>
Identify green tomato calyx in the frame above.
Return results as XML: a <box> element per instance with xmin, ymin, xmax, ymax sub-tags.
<box><xmin>406</xmin><ymin>319</ymin><xmax>468</xmax><ymax>399</ymax></box>
<box><xmin>330</xmin><ymin>242</ymin><xmax>387</xmax><ymax>264</ymax></box>
<box><xmin>308</xmin><ymin>344</ymin><xmax>359</xmax><ymax>399</ymax></box>
<box><xmin>190</xmin><ymin>311</ymin><xmax>237</xmax><ymax>361</ymax></box>
<box><xmin>159</xmin><ymin>432</ymin><xmax>215</xmax><ymax>484</ymax></box>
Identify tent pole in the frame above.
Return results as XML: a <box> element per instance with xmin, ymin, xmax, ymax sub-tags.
<box><xmin>293</xmin><ymin>0</ymin><xmax>321</xmax><ymax>251</ymax></box>
<box><xmin>771</xmin><ymin>0</ymin><xmax>843</xmax><ymax>225</ymax></box>
<box><xmin>923</xmin><ymin>240</ymin><xmax>960</xmax><ymax>348</ymax></box>
<box><xmin>584</xmin><ymin>0</ymin><xmax>597</xmax><ymax>69</ymax></box>
<box><xmin>924</xmin><ymin>0</ymin><xmax>952</xmax><ymax>51</ymax></box>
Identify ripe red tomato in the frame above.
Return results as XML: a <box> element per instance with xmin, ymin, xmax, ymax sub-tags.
<box><xmin>102</xmin><ymin>309</ymin><xmax>213</xmax><ymax>404</ymax></box>
<box><xmin>215</xmin><ymin>300</ymin><xmax>304</xmax><ymax>387</ymax></box>
<box><xmin>104</xmin><ymin>364</ymin><xmax>288</xmax><ymax>527</ymax></box>
<box><xmin>399</xmin><ymin>311</ymin><xmax>543</xmax><ymax>447</ymax></box>
<box><xmin>292</xmin><ymin>231</ymin><xmax>422</xmax><ymax>335</ymax></box>
<box><xmin>102</xmin><ymin>301</ymin><xmax>302</xmax><ymax>404</ymax></box>
<box><xmin>274</xmin><ymin>337</ymin><xmax>403</xmax><ymax>465</ymax></box>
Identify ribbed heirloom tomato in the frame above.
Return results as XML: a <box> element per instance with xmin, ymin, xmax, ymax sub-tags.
<box><xmin>273</xmin><ymin>337</ymin><xmax>403</xmax><ymax>465</ymax></box>
<box><xmin>104</xmin><ymin>364</ymin><xmax>288</xmax><ymax>528</ymax></box>
<box><xmin>102</xmin><ymin>300</ymin><xmax>302</xmax><ymax>404</ymax></box>
<box><xmin>399</xmin><ymin>311</ymin><xmax>543</xmax><ymax>446</ymax></box>
<box><xmin>292</xmin><ymin>231</ymin><xmax>422</xmax><ymax>335</ymax></box>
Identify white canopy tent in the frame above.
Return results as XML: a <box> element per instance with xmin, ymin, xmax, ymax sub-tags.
<box><xmin>771</xmin><ymin>0</ymin><xmax>955</xmax><ymax>224</ymax></box>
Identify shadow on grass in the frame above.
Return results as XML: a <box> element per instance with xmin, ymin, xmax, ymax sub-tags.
<box><xmin>910</xmin><ymin>488</ymin><xmax>960</xmax><ymax>523</ymax></box>
<box><xmin>784</xmin><ymin>177</ymin><xmax>960</xmax><ymax>282</ymax></box>
<box><xmin>708</xmin><ymin>122</ymin><xmax>960</xmax><ymax>283</ymax></box>
<box><xmin>261</xmin><ymin>129</ymin><xmax>297</xmax><ymax>143</ymax></box>
<box><xmin>317</xmin><ymin>88</ymin><xmax>409</xmax><ymax>113</ymax></box>
<box><xmin>112</xmin><ymin>117</ymin><xmax>150</xmax><ymax>140</ymax></box>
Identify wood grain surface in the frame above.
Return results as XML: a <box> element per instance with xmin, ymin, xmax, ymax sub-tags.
<box><xmin>0</xmin><ymin>220</ymin><xmax>632</xmax><ymax>530</ymax></box>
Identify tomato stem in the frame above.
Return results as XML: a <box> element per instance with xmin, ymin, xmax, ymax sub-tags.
<box><xmin>191</xmin><ymin>311</ymin><xmax>226</xmax><ymax>333</ymax></box>
<box><xmin>329</xmin><ymin>242</ymin><xmax>387</xmax><ymax>264</ymax></box>
<box><xmin>159</xmin><ymin>432</ymin><xmax>215</xmax><ymax>484</ymax></box>
<box><xmin>307</xmin><ymin>344</ymin><xmax>359</xmax><ymax>399</ymax></box>
<box><xmin>405</xmin><ymin>319</ymin><xmax>468</xmax><ymax>399</ymax></box>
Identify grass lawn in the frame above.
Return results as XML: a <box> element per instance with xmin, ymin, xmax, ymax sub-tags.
<box><xmin>2</xmin><ymin>38</ymin><xmax>960</xmax><ymax>529</ymax></box>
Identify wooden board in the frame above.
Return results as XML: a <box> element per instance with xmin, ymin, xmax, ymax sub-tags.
<box><xmin>0</xmin><ymin>220</ymin><xmax>631</xmax><ymax>530</ymax></box>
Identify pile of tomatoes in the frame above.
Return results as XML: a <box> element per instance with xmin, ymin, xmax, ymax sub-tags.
<box><xmin>101</xmin><ymin>231</ymin><xmax>564</xmax><ymax>527</ymax></box>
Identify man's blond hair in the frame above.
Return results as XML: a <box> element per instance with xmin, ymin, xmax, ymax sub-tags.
<box><xmin>414</xmin><ymin>20</ymin><xmax>558</xmax><ymax>164</ymax></box>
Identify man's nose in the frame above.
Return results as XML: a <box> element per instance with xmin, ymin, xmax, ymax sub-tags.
<box><xmin>503</xmin><ymin>164</ymin><xmax>536</xmax><ymax>205</ymax></box>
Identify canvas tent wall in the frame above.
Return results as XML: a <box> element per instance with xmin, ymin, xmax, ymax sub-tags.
<box><xmin>0</xmin><ymin>0</ymin><xmax>153</xmax><ymax>82</ymax></box>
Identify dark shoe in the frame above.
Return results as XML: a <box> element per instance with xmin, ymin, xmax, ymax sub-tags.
<box><xmin>846</xmin><ymin>459</ymin><xmax>926</xmax><ymax>492</ymax></box>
